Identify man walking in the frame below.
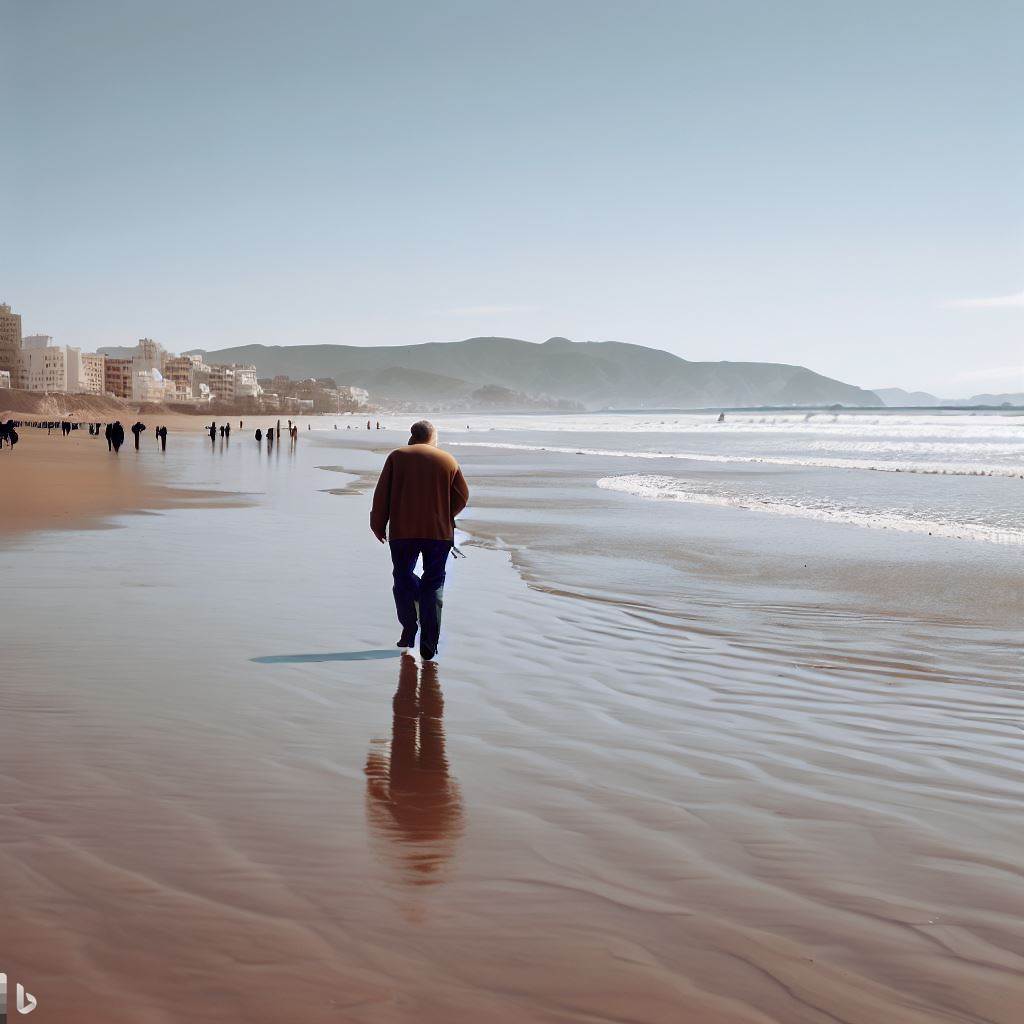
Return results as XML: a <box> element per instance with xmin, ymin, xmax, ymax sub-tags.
<box><xmin>371</xmin><ymin>420</ymin><xmax>469</xmax><ymax>661</ymax></box>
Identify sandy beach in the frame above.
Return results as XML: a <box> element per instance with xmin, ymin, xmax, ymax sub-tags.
<box><xmin>1</xmin><ymin>419</ymin><xmax>1022</xmax><ymax>1022</ymax></box>
<box><xmin>0</xmin><ymin>424</ymin><xmax>246</xmax><ymax>539</ymax></box>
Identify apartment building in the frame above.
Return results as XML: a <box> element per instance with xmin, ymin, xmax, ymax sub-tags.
<box><xmin>208</xmin><ymin>363</ymin><xmax>235</xmax><ymax>401</ymax></box>
<box><xmin>134</xmin><ymin>338</ymin><xmax>165</xmax><ymax>374</ymax></box>
<box><xmin>104</xmin><ymin>357</ymin><xmax>134</xmax><ymax>399</ymax></box>
<box><xmin>163</xmin><ymin>353</ymin><xmax>204</xmax><ymax>401</ymax></box>
<box><xmin>81</xmin><ymin>353</ymin><xmax>105</xmax><ymax>395</ymax></box>
<box><xmin>0</xmin><ymin>303</ymin><xmax>22</xmax><ymax>385</ymax></box>
<box><xmin>21</xmin><ymin>339</ymin><xmax>73</xmax><ymax>392</ymax></box>
<box><xmin>0</xmin><ymin>370</ymin><xmax>10</xmax><ymax>389</ymax></box>
<box><xmin>233</xmin><ymin>364</ymin><xmax>260</xmax><ymax>399</ymax></box>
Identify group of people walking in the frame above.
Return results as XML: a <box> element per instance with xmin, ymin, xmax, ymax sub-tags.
<box><xmin>0</xmin><ymin>419</ymin><xmax>19</xmax><ymax>449</ymax></box>
<box><xmin>255</xmin><ymin>419</ymin><xmax>300</xmax><ymax>449</ymax></box>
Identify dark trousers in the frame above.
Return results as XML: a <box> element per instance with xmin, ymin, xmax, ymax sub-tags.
<box><xmin>389</xmin><ymin>539</ymin><xmax>452</xmax><ymax>653</ymax></box>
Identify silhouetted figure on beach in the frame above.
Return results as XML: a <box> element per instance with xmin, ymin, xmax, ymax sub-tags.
<box><xmin>208</xmin><ymin>421</ymin><xmax>217</xmax><ymax>442</ymax></box>
<box><xmin>717</xmin><ymin>412</ymin><xmax>726</xmax><ymax>423</ymax></box>
<box><xmin>367</xmin><ymin>419</ymin><xmax>372</xmax><ymax>430</ymax></box>
<box><xmin>110</xmin><ymin>421</ymin><xmax>125</xmax><ymax>453</ymax></box>
<box><xmin>255</xmin><ymin>428</ymin><xmax>263</xmax><ymax>442</ymax></box>
<box><xmin>277</xmin><ymin>419</ymin><xmax>281</xmax><ymax>440</ymax></box>
<box><xmin>364</xmin><ymin>655</ymin><xmax>463</xmax><ymax>885</ymax></box>
<box><xmin>0</xmin><ymin>420</ymin><xmax>18</xmax><ymax>450</ymax></box>
<box><xmin>224</xmin><ymin>422</ymin><xmax>231</xmax><ymax>439</ymax></box>
<box><xmin>371</xmin><ymin>420</ymin><xmax>469</xmax><ymax>661</ymax></box>
<box><xmin>290</xmin><ymin>425</ymin><xmax>298</xmax><ymax>447</ymax></box>
<box><xmin>267</xmin><ymin>427</ymin><xmax>274</xmax><ymax>449</ymax></box>
<box><xmin>239</xmin><ymin>420</ymin><xmax>243</xmax><ymax>429</ymax></box>
<box><xmin>104</xmin><ymin>423</ymin><xmax>113</xmax><ymax>451</ymax></box>
<box><xmin>131</xmin><ymin>421</ymin><xmax>146</xmax><ymax>449</ymax></box>
<box><xmin>159</xmin><ymin>426</ymin><xmax>168</xmax><ymax>450</ymax></box>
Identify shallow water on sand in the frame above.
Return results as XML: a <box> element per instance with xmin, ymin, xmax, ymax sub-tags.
<box><xmin>1</xmin><ymin>427</ymin><xmax>1023</xmax><ymax>1022</ymax></box>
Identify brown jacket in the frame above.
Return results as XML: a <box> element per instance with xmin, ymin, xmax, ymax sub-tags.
<box><xmin>370</xmin><ymin>443</ymin><xmax>469</xmax><ymax>541</ymax></box>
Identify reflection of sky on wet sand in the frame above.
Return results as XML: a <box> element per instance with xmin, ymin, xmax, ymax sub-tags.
<box><xmin>365</xmin><ymin>655</ymin><xmax>463</xmax><ymax>885</ymax></box>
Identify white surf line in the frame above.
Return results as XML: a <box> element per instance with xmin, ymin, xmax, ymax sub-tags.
<box><xmin>450</xmin><ymin>441</ymin><xmax>1024</xmax><ymax>479</ymax></box>
<box><xmin>596</xmin><ymin>474</ymin><xmax>1024</xmax><ymax>546</ymax></box>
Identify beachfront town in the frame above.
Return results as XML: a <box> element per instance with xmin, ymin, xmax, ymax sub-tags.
<box><xmin>0</xmin><ymin>302</ymin><xmax>369</xmax><ymax>413</ymax></box>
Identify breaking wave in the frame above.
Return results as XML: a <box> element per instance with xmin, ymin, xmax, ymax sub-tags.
<box><xmin>596</xmin><ymin>474</ymin><xmax>1024</xmax><ymax>546</ymax></box>
<box><xmin>451</xmin><ymin>441</ymin><xmax>1024</xmax><ymax>478</ymax></box>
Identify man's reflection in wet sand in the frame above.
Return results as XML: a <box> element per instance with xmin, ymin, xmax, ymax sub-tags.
<box><xmin>365</xmin><ymin>654</ymin><xmax>463</xmax><ymax>884</ymax></box>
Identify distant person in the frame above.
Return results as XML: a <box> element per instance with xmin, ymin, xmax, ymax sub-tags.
<box><xmin>277</xmin><ymin>419</ymin><xmax>281</xmax><ymax>439</ymax></box>
<box><xmin>0</xmin><ymin>420</ymin><xmax>17</xmax><ymax>450</ymax></box>
<box><xmin>376</xmin><ymin>420</ymin><xmax>381</xmax><ymax>430</ymax></box>
<box><xmin>131</xmin><ymin>421</ymin><xmax>146</xmax><ymax>449</ymax></box>
<box><xmin>208</xmin><ymin>421</ymin><xmax>217</xmax><ymax>441</ymax></box>
<box><xmin>717</xmin><ymin>412</ymin><xmax>726</xmax><ymax>423</ymax></box>
<box><xmin>267</xmin><ymin>427</ymin><xmax>274</xmax><ymax>449</ymax></box>
<box><xmin>367</xmin><ymin>419</ymin><xmax>371</xmax><ymax>430</ymax></box>
<box><xmin>104</xmin><ymin>423</ymin><xmax>113</xmax><ymax>451</ymax></box>
<box><xmin>370</xmin><ymin>420</ymin><xmax>469</xmax><ymax>661</ymax></box>
<box><xmin>224</xmin><ymin>422</ymin><xmax>231</xmax><ymax>438</ymax></box>
<box><xmin>239</xmin><ymin>420</ymin><xmax>243</xmax><ymax>429</ymax></box>
<box><xmin>255</xmin><ymin>428</ymin><xmax>263</xmax><ymax>442</ymax></box>
<box><xmin>158</xmin><ymin>425</ymin><xmax>168</xmax><ymax>451</ymax></box>
<box><xmin>110</xmin><ymin>421</ymin><xmax>125</xmax><ymax>453</ymax></box>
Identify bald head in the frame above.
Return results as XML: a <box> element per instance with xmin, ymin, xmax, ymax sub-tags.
<box><xmin>409</xmin><ymin>420</ymin><xmax>437</xmax><ymax>445</ymax></box>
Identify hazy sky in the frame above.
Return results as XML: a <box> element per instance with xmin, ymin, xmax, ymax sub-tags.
<box><xmin>4</xmin><ymin>0</ymin><xmax>1021</xmax><ymax>395</ymax></box>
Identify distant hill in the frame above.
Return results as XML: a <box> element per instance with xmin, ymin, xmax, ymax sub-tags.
<box><xmin>949</xmin><ymin>392</ymin><xmax>1024</xmax><ymax>407</ymax></box>
<box><xmin>178</xmin><ymin>337</ymin><xmax>881</xmax><ymax>409</ymax></box>
<box><xmin>873</xmin><ymin>387</ymin><xmax>1024</xmax><ymax>408</ymax></box>
<box><xmin>872</xmin><ymin>387</ymin><xmax>940</xmax><ymax>407</ymax></box>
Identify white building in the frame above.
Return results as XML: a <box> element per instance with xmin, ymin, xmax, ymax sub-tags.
<box><xmin>132</xmin><ymin>367</ymin><xmax>169</xmax><ymax>402</ymax></box>
<box><xmin>233</xmin><ymin>364</ymin><xmax>261</xmax><ymax>399</ymax></box>
<box><xmin>338</xmin><ymin>385</ymin><xmax>369</xmax><ymax>406</ymax></box>
<box><xmin>20</xmin><ymin>337</ymin><xmax>75</xmax><ymax>392</ymax></box>
<box><xmin>20</xmin><ymin>335</ymin><xmax>105</xmax><ymax>394</ymax></box>
<box><xmin>0</xmin><ymin>370</ymin><xmax>10</xmax><ymax>389</ymax></box>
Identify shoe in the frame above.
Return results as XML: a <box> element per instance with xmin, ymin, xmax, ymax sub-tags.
<box><xmin>397</xmin><ymin>628</ymin><xmax>417</xmax><ymax>648</ymax></box>
<box><xmin>419</xmin><ymin>644</ymin><xmax>436</xmax><ymax>661</ymax></box>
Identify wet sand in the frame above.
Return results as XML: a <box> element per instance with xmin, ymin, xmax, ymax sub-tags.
<box><xmin>0</xmin><ymin>426</ymin><xmax>245</xmax><ymax>540</ymax></box>
<box><xmin>1</xmin><ymin>431</ymin><xmax>1022</xmax><ymax>1022</ymax></box>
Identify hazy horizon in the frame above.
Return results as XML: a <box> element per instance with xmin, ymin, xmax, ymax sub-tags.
<box><xmin>4</xmin><ymin>0</ymin><xmax>1021</xmax><ymax>396</ymax></box>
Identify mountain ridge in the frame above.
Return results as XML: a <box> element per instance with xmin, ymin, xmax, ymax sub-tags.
<box><xmin>155</xmin><ymin>336</ymin><xmax>881</xmax><ymax>409</ymax></box>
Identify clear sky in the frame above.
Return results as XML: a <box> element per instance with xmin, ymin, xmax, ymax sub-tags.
<box><xmin>4</xmin><ymin>0</ymin><xmax>1021</xmax><ymax>396</ymax></box>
